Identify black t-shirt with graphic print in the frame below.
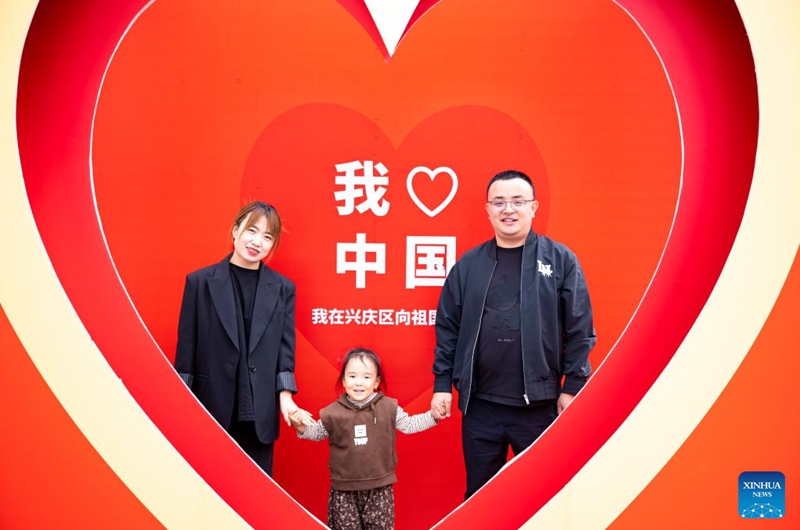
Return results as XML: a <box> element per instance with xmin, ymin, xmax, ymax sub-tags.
<box><xmin>474</xmin><ymin>245</ymin><xmax>528</xmax><ymax>407</ymax></box>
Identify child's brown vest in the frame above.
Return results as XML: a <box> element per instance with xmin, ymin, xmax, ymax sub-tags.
<box><xmin>320</xmin><ymin>392</ymin><xmax>399</xmax><ymax>491</ymax></box>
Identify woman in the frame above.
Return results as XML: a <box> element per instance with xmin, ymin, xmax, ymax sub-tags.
<box><xmin>175</xmin><ymin>200</ymin><xmax>311</xmax><ymax>475</ymax></box>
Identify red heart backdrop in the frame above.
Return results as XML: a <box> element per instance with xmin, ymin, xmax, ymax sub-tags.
<box><xmin>87</xmin><ymin>0</ymin><xmax>680</xmax><ymax>524</ymax></box>
<box><xmin>240</xmin><ymin>103</ymin><xmax>554</xmax><ymax>403</ymax></box>
<box><xmin>8</xmin><ymin>0</ymin><xmax>766</xmax><ymax>528</ymax></box>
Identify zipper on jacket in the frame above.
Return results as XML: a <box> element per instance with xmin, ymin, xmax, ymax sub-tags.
<box><xmin>520</xmin><ymin>237</ymin><xmax>530</xmax><ymax>405</ymax></box>
<box><xmin>464</xmin><ymin>260</ymin><xmax>496</xmax><ymax>416</ymax></box>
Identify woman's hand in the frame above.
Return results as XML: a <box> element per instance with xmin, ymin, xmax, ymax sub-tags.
<box><xmin>279</xmin><ymin>391</ymin><xmax>316</xmax><ymax>427</ymax></box>
<box><xmin>288</xmin><ymin>409</ymin><xmax>314</xmax><ymax>433</ymax></box>
<box><xmin>279</xmin><ymin>390</ymin><xmax>298</xmax><ymax>425</ymax></box>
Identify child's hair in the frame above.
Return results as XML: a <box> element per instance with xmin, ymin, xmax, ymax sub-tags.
<box><xmin>335</xmin><ymin>347</ymin><xmax>387</xmax><ymax>395</ymax></box>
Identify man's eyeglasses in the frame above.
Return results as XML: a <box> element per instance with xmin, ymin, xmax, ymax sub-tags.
<box><xmin>487</xmin><ymin>199</ymin><xmax>535</xmax><ymax>210</ymax></box>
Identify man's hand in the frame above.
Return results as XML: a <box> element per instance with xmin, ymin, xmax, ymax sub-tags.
<box><xmin>431</xmin><ymin>392</ymin><xmax>452</xmax><ymax>420</ymax></box>
<box><xmin>557</xmin><ymin>393</ymin><xmax>575</xmax><ymax>415</ymax></box>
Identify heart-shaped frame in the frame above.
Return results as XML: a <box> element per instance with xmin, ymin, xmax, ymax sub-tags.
<box><xmin>11</xmin><ymin>0</ymin><xmax>760</xmax><ymax>528</ymax></box>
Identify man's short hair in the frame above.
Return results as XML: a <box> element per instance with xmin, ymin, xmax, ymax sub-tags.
<box><xmin>487</xmin><ymin>170</ymin><xmax>535</xmax><ymax>198</ymax></box>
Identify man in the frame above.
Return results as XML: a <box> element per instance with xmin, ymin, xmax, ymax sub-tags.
<box><xmin>431</xmin><ymin>169</ymin><xmax>596</xmax><ymax>499</ymax></box>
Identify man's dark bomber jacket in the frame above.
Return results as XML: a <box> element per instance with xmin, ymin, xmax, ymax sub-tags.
<box><xmin>433</xmin><ymin>230</ymin><xmax>596</xmax><ymax>414</ymax></box>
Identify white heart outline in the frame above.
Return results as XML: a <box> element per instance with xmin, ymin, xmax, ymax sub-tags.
<box><xmin>406</xmin><ymin>166</ymin><xmax>459</xmax><ymax>217</ymax></box>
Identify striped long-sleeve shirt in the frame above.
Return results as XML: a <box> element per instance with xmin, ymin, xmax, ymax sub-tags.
<box><xmin>298</xmin><ymin>405</ymin><xmax>437</xmax><ymax>441</ymax></box>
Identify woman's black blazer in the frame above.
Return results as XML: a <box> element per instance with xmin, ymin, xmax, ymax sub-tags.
<box><xmin>175</xmin><ymin>255</ymin><xmax>297</xmax><ymax>444</ymax></box>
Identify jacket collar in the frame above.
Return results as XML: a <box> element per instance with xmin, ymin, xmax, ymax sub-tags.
<box><xmin>207</xmin><ymin>254</ymin><xmax>281</xmax><ymax>353</ymax></box>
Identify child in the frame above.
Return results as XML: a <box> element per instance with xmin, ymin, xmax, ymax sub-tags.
<box><xmin>289</xmin><ymin>348</ymin><xmax>442</xmax><ymax>530</ymax></box>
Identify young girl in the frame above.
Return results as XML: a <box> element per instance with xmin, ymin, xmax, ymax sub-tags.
<box><xmin>175</xmin><ymin>200</ymin><xmax>311</xmax><ymax>475</ymax></box>
<box><xmin>289</xmin><ymin>348</ymin><xmax>440</xmax><ymax>530</ymax></box>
